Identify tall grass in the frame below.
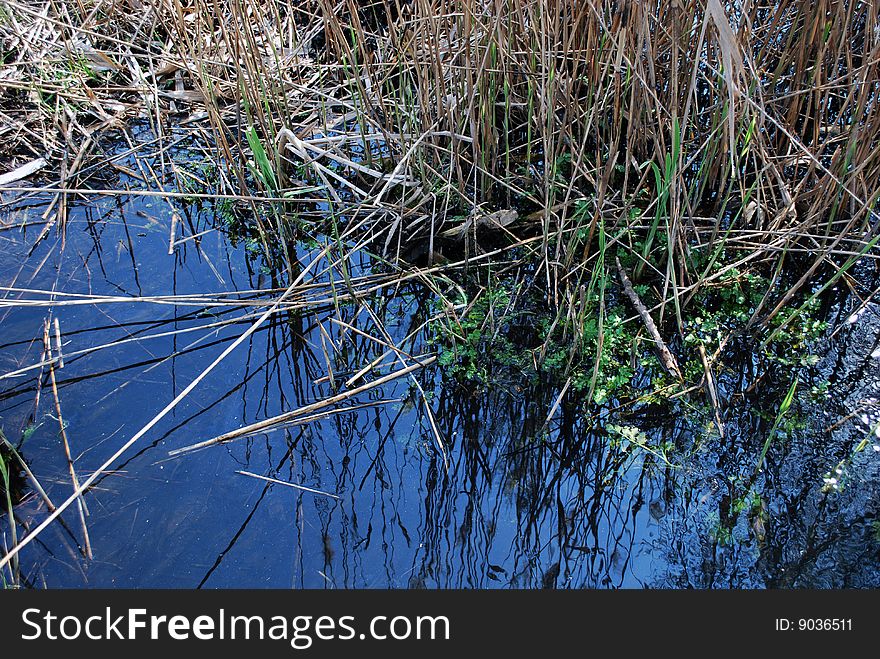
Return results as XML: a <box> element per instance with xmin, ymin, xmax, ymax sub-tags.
<box><xmin>3</xmin><ymin>0</ymin><xmax>880</xmax><ymax>331</ymax></box>
<box><xmin>155</xmin><ymin>3</ymin><xmax>880</xmax><ymax>303</ymax></box>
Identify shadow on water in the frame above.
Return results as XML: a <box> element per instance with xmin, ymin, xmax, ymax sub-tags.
<box><xmin>1</xmin><ymin>125</ymin><xmax>879</xmax><ymax>588</ymax></box>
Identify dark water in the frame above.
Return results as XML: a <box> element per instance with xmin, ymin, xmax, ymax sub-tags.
<box><xmin>2</xmin><ymin>134</ymin><xmax>880</xmax><ymax>588</ymax></box>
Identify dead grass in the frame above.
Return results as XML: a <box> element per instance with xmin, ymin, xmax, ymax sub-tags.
<box><xmin>3</xmin><ymin>1</ymin><xmax>879</xmax><ymax>318</ymax></box>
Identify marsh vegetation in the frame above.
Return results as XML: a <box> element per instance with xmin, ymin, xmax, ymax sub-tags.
<box><xmin>1</xmin><ymin>1</ymin><xmax>880</xmax><ymax>587</ymax></box>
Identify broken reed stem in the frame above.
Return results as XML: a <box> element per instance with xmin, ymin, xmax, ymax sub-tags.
<box><xmin>44</xmin><ymin>320</ymin><xmax>92</xmax><ymax>560</ymax></box>
<box><xmin>616</xmin><ymin>257</ymin><xmax>684</xmax><ymax>382</ymax></box>
<box><xmin>699</xmin><ymin>344</ymin><xmax>725</xmax><ymax>439</ymax></box>
<box><xmin>236</xmin><ymin>471</ymin><xmax>340</xmax><ymax>499</ymax></box>
<box><xmin>168</xmin><ymin>212</ymin><xmax>178</xmax><ymax>255</ymax></box>
<box><xmin>53</xmin><ymin>317</ymin><xmax>64</xmax><ymax>369</ymax></box>
<box><xmin>169</xmin><ymin>355</ymin><xmax>437</xmax><ymax>456</ymax></box>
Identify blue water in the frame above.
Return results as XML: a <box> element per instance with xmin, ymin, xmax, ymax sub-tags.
<box><xmin>2</xmin><ymin>130</ymin><xmax>880</xmax><ymax>589</ymax></box>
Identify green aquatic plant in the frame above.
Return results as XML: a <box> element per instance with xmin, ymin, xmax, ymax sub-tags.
<box><xmin>0</xmin><ymin>430</ymin><xmax>19</xmax><ymax>586</ymax></box>
<box><xmin>433</xmin><ymin>281</ymin><xmax>529</xmax><ymax>387</ymax></box>
<box><xmin>607</xmin><ymin>423</ymin><xmax>679</xmax><ymax>469</ymax></box>
<box><xmin>245</xmin><ymin>125</ymin><xmax>278</xmax><ymax>194</ymax></box>
<box><xmin>755</xmin><ymin>377</ymin><xmax>799</xmax><ymax>476</ymax></box>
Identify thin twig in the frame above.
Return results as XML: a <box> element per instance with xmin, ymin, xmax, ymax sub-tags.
<box><xmin>236</xmin><ymin>471</ymin><xmax>340</xmax><ymax>499</ymax></box>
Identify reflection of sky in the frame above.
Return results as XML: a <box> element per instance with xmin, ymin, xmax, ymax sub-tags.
<box><xmin>1</xmin><ymin>137</ymin><xmax>879</xmax><ymax>589</ymax></box>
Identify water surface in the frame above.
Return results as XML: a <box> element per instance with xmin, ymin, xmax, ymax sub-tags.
<box><xmin>2</xmin><ymin>130</ymin><xmax>879</xmax><ymax>588</ymax></box>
